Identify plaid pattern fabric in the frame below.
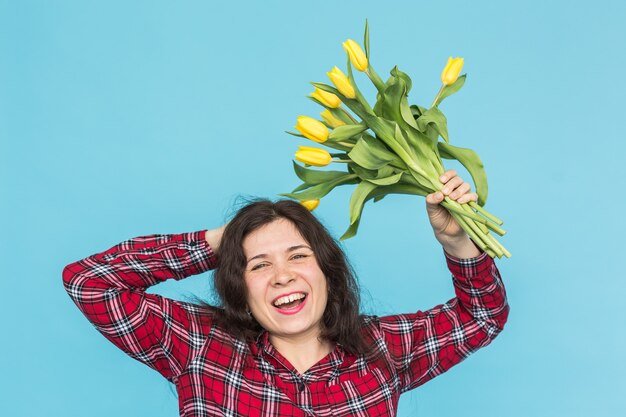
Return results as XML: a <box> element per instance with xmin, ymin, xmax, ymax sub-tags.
<box><xmin>63</xmin><ymin>230</ymin><xmax>509</xmax><ymax>417</ymax></box>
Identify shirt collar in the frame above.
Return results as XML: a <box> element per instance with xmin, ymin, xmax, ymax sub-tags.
<box><xmin>253</xmin><ymin>329</ymin><xmax>354</xmax><ymax>380</ymax></box>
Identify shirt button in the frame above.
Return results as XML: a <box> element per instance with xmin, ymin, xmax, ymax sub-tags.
<box><xmin>298</xmin><ymin>382</ymin><xmax>306</xmax><ymax>392</ymax></box>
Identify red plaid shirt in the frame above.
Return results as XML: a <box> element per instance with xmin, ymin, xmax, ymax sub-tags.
<box><xmin>63</xmin><ymin>230</ymin><xmax>509</xmax><ymax>417</ymax></box>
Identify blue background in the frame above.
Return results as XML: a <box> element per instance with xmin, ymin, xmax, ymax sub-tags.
<box><xmin>2</xmin><ymin>1</ymin><xmax>625</xmax><ymax>416</ymax></box>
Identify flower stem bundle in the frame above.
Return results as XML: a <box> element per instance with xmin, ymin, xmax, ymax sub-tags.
<box><xmin>282</xmin><ymin>20</ymin><xmax>510</xmax><ymax>259</ymax></box>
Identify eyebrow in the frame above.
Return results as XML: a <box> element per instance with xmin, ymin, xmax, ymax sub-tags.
<box><xmin>246</xmin><ymin>245</ymin><xmax>312</xmax><ymax>264</ymax></box>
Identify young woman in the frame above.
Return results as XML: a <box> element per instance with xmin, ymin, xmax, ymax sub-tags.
<box><xmin>63</xmin><ymin>170</ymin><xmax>509</xmax><ymax>416</ymax></box>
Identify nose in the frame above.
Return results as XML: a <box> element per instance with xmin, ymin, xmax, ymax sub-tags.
<box><xmin>271</xmin><ymin>262</ymin><xmax>295</xmax><ymax>286</ymax></box>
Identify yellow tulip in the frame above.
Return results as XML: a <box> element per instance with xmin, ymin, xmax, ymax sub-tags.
<box><xmin>440</xmin><ymin>57</ymin><xmax>464</xmax><ymax>86</ymax></box>
<box><xmin>310</xmin><ymin>88</ymin><xmax>341</xmax><ymax>108</ymax></box>
<box><xmin>327</xmin><ymin>67</ymin><xmax>356</xmax><ymax>99</ymax></box>
<box><xmin>342</xmin><ymin>39</ymin><xmax>368</xmax><ymax>72</ymax></box>
<box><xmin>320</xmin><ymin>109</ymin><xmax>345</xmax><ymax>128</ymax></box>
<box><xmin>294</xmin><ymin>116</ymin><xmax>329</xmax><ymax>143</ymax></box>
<box><xmin>295</xmin><ymin>146</ymin><xmax>332</xmax><ymax>167</ymax></box>
<box><xmin>300</xmin><ymin>199</ymin><xmax>320</xmax><ymax>211</ymax></box>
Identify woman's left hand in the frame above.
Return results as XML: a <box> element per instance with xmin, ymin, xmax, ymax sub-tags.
<box><xmin>425</xmin><ymin>170</ymin><xmax>480</xmax><ymax>255</ymax></box>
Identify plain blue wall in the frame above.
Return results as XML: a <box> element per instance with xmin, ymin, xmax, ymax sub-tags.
<box><xmin>2</xmin><ymin>1</ymin><xmax>624</xmax><ymax>416</ymax></box>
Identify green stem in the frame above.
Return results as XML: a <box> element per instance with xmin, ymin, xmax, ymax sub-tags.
<box><xmin>339</xmin><ymin>106</ymin><xmax>359</xmax><ymax>124</ymax></box>
<box><xmin>469</xmin><ymin>201</ymin><xmax>504</xmax><ymax>225</ymax></box>
<box><xmin>481</xmin><ymin>232</ymin><xmax>508</xmax><ymax>258</ymax></box>
<box><xmin>484</xmin><ymin>220</ymin><xmax>506</xmax><ymax>236</ymax></box>
<box><xmin>486</xmin><ymin>233</ymin><xmax>511</xmax><ymax>258</ymax></box>
<box><xmin>442</xmin><ymin>197</ymin><xmax>489</xmax><ymax>225</ymax></box>
<box><xmin>431</xmin><ymin>84</ymin><xmax>444</xmax><ymax>108</ymax></box>
<box><xmin>365</xmin><ymin>66</ymin><xmax>385</xmax><ymax>93</ymax></box>
<box><xmin>461</xmin><ymin>204</ymin><xmax>489</xmax><ymax>234</ymax></box>
<box><xmin>451</xmin><ymin>212</ymin><xmax>489</xmax><ymax>255</ymax></box>
<box><xmin>336</xmin><ymin>141</ymin><xmax>354</xmax><ymax>148</ymax></box>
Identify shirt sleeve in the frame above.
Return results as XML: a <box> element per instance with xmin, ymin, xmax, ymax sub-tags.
<box><xmin>62</xmin><ymin>230</ymin><xmax>218</xmax><ymax>382</ymax></box>
<box><xmin>375</xmin><ymin>250</ymin><xmax>510</xmax><ymax>392</ymax></box>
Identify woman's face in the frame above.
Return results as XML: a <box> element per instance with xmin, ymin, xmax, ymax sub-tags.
<box><xmin>243</xmin><ymin>218</ymin><xmax>328</xmax><ymax>341</ymax></box>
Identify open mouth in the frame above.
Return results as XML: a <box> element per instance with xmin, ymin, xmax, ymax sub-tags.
<box><xmin>272</xmin><ymin>292</ymin><xmax>308</xmax><ymax>312</ymax></box>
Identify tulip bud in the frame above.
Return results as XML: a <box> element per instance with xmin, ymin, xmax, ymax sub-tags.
<box><xmin>300</xmin><ymin>199</ymin><xmax>320</xmax><ymax>211</ymax></box>
<box><xmin>320</xmin><ymin>109</ymin><xmax>345</xmax><ymax>128</ymax></box>
<box><xmin>295</xmin><ymin>146</ymin><xmax>332</xmax><ymax>167</ymax></box>
<box><xmin>327</xmin><ymin>67</ymin><xmax>356</xmax><ymax>99</ymax></box>
<box><xmin>295</xmin><ymin>116</ymin><xmax>329</xmax><ymax>143</ymax></box>
<box><xmin>310</xmin><ymin>88</ymin><xmax>341</xmax><ymax>109</ymax></box>
<box><xmin>342</xmin><ymin>39</ymin><xmax>368</xmax><ymax>72</ymax></box>
<box><xmin>440</xmin><ymin>57</ymin><xmax>464</xmax><ymax>86</ymax></box>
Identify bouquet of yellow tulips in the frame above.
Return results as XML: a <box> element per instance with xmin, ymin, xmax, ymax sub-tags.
<box><xmin>282</xmin><ymin>21</ymin><xmax>510</xmax><ymax>259</ymax></box>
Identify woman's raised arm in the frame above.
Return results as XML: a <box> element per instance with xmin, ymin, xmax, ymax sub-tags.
<box><xmin>62</xmin><ymin>229</ymin><xmax>221</xmax><ymax>381</ymax></box>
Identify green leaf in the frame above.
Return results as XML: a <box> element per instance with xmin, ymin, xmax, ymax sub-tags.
<box><xmin>328</xmin><ymin>124</ymin><xmax>368</xmax><ymax>140</ymax></box>
<box><xmin>348</xmin><ymin>163</ymin><xmax>378</xmax><ymax>180</ymax></box>
<box><xmin>438</xmin><ymin>142</ymin><xmax>488</xmax><ymax>205</ymax></box>
<box><xmin>329</xmin><ymin>107</ymin><xmax>353</xmax><ymax>125</ymax></box>
<box><xmin>390</xmin><ymin>66</ymin><xmax>412</xmax><ymax>95</ymax></box>
<box><xmin>310</xmin><ymin>82</ymin><xmax>340</xmax><ymax>96</ymax></box>
<box><xmin>416</xmin><ymin>107</ymin><xmax>449</xmax><ymax>143</ymax></box>
<box><xmin>349</xmin><ymin>181</ymin><xmax>377</xmax><ymax>224</ymax></box>
<box><xmin>285</xmin><ymin>131</ymin><xmax>305</xmax><ymax>138</ymax></box>
<box><xmin>292</xmin><ymin>161</ymin><xmax>348</xmax><ymax>184</ymax></box>
<box><xmin>339</xmin><ymin>181</ymin><xmax>431</xmax><ymax>240</ymax></box>
<box><xmin>348</xmin><ymin>133</ymin><xmax>397</xmax><ymax>170</ymax></box>
<box><xmin>280</xmin><ymin>173</ymin><xmax>358</xmax><ymax>200</ymax></box>
<box><xmin>376</xmin><ymin>165</ymin><xmax>394</xmax><ymax>178</ymax></box>
<box><xmin>435</xmin><ymin>74</ymin><xmax>466</xmax><ymax>107</ymax></box>
<box><xmin>366</xmin><ymin>171</ymin><xmax>403</xmax><ymax>185</ymax></box>
<box><xmin>364</xmin><ymin>19</ymin><xmax>370</xmax><ymax>60</ymax></box>
<box><xmin>291</xmin><ymin>182</ymin><xmax>312</xmax><ymax>193</ymax></box>
<box><xmin>410</xmin><ymin>105</ymin><xmax>422</xmax><ymax>118</ymax></box>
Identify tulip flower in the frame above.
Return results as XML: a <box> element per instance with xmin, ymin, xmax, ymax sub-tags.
<box><xmin>440</xmin><ymin>57</ymin><xmax>464</xmax><ymax>86</ymax></box>
<box><xmin>320</xmin><ymin>109</ymin><xmax>345</xmax><ymax>128</ymax></box>
<box><xmin>295</xmin><ymin>146</ymin><xmax>332</xmax><ymax>167</ymax></box>
<box><xmin>295</xmin><ymin>116</ymin><xmax>329</xmax><ymax>143</ymax></box>
<box><xmin>310</xmin><ymin>88</ymin><xmax>341</xmax><ymax>109</ymax></box>
<box><xmin>342</xmin><ymin>39</ymin><xmax>368</xmax><ymax>72</ymax></box>
<box><xmin>327</xmin><ymin>67</ymin><xmax>356</xmax><ymax>99</ymax></box>
<box><xmin>300</xmin><ymin>199</ymin><xmax>320</xmax><ymax>211</ymax></box>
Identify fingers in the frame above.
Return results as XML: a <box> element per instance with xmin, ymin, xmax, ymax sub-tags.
<box><xmin>437</xmin><ymin>170</ymin><xmax>478</xmax><ymax>204</ymax></box>
<box><xmin>439</xmin><ymin>170</ymin><xmax>457</xmax><ymax>184</ymax></box>
<box><xmin>457</xmin><ymin>192</ymin><xmax>478</xmax><ymax>204</ymax></box>
<box><xmin>425</xmin><ymin>191</ymin><xmax>444</xmax><ymax>205</ymax></box>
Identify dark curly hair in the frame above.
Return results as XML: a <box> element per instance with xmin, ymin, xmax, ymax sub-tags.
<box><xmin>203</xmin><ymin>198</ymin><xmax>369</xmax><ymax>355</ymax></box>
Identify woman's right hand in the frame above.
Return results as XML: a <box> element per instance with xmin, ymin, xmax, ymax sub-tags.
<box><xmin>205</xmin><ymin>224</ymin><xmax>227</xmax><ymax>253</ymax></box>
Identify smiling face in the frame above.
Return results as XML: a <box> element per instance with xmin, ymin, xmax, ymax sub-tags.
<box><xmin>243</xmin><ymin>218</ymin><xmax>328</xmax><ymax>342</ymax></box>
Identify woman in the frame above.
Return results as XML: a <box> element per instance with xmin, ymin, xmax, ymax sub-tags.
<box><xmin>63</xmin><ymin>170</ymin><xmax>509</xmax><ymax>416</ymax></box>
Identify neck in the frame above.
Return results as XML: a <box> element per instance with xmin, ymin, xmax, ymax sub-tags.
<box><xmin>269</xmin><ymin>329</ymin><xmax>334</xmax><ymax>375</ymax></box>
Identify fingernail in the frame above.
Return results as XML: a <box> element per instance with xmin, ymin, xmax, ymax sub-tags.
<box><xmin>440</xmin><ymin>175</ymin><xmax>446</xmax><ymax>181</ymax></box>
<box><xmin>442</xmin><ymin>187</ymin><xmax>450</xmax><ymax>194</ymax></box>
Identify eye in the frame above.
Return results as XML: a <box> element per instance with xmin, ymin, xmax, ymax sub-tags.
<box><xmin>250</xmin><ymin>263</ymin><xmax>269</xmax><ymax>271</ymax></box>
<box><xmin>291</xmin><ymin>253</ymin><xmax>309</xmax><ymax>260</ymax></box>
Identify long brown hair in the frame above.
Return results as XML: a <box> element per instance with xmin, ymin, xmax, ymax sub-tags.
<box><xmin>206</xmin><ymin>198</ymin><xmax>369</xmax><ymax>355</ymax></box>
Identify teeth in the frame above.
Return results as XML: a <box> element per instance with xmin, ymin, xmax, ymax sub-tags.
<box><xmin>273</xmin><ymin>293</ymin><xmax>306</xmax><ymax>307</ymax></box>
